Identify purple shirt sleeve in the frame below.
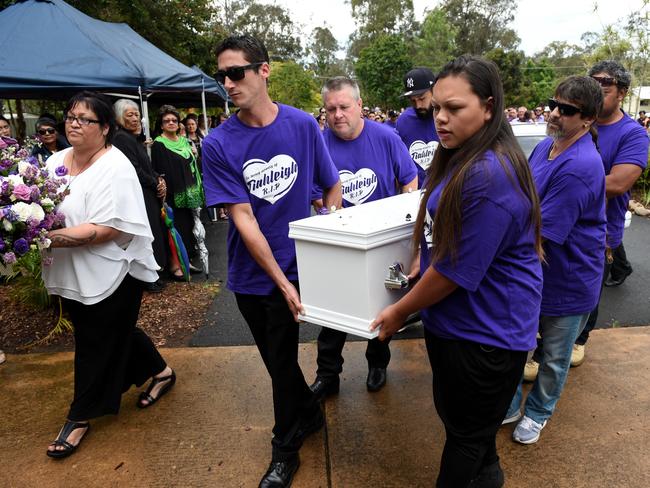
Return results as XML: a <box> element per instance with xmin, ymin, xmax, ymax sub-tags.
<box><xmin>312</xmin><ymin>127</ymin><xmax>339</xmax><ymax>191</ymax></box>
<box><xmin>391</xmin><ymin>135</ymin><xmax>418</xmax><ymax>186</ymax></box>
<box><xmin>539</xmin><ymin>174</ymin><xmax>594</xmax><ymax>245</ymax></box>
<box><xmin>201</xmin><ymin>138</ymin><xmax>249</xmax><ymax>207</ymax></box>
<box><xmin>610</xmin><ymin>127</ymin><xmax>649</xmax><ymax>169</ymax></box>
<box><xmin>434</xmin><ymin>198</ymin><xmax>513</xmax><ymax>292</ymax></box>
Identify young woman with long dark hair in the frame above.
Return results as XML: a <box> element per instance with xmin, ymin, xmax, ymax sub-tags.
<box><xmin>371</xmin><ymin>56</ymin><xmax>544</xmax><ymax>487</ymax></box>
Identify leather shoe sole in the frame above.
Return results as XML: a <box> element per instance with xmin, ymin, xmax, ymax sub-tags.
<box><xmin>366</xmin><ymin>367</ymin><xmax>387</xmax><ymax>392</ymax></box>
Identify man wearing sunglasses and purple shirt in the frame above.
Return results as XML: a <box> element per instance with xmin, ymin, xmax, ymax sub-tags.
<box><xmin>570</xmin><ymin>61</ymin><xmax>649</xmax><ymax>366</ymax></box>
<box><xmin>504</xmin><ymin>76</ymin><xmax>607</xmax><ymax>445</ymax></box>
<box><xmin>201</xmin><ymin>35</ymin><xmax>341</xmax><ymax>488</ymax></box>
<box><xmin>395</xmin><ymin>67</ymin><xmax>440</xmax><ymax>188</ymax></box>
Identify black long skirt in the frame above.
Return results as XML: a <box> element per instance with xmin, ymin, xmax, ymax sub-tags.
<box><xmin>63</xmin><ymin>274</ymin><xmax>167</xmax><ymax>421</ymax></box>
<box><xmin>142</xmin><ymin>187</ymin><xmax>168</xmax><ymax>269</ymax></box>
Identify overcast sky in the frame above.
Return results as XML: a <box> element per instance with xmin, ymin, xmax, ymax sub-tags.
<box><xmin>265</xmin><ymin>0</ymin><xmax>647</xmax><ymax>56</ymax></box>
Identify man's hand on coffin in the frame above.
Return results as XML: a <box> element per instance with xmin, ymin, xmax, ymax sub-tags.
<box><xmin>280</xmin><ymin>281</ymin><xmax>305</xmax><ymax>322</ymax></box>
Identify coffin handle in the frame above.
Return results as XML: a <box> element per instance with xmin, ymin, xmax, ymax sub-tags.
<box><xmin>384</xmin><ymin>262</ymin><xmax>410</xmax><ymax>290</ymax></box>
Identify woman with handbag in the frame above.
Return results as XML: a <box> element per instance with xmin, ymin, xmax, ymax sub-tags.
<box><xmin>151</xmin><ymin>105</ymin><xmax>203</xmax><ymax>280</ymax></box>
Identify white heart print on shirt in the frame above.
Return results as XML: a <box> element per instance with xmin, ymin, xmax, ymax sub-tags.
<box><xmin>340</xmin><ymin>168</ymin><xmax>378</xmax><ymax>205</ymax></box>
<box><xmin>409</xmin><ymin>140</ymin><xmax>439</xmax><ymax>170</ymax></box>
<box><xmin>243</xmin><ymin>154</ymin><xmax>298</xmax><ymax>204</ymax></box>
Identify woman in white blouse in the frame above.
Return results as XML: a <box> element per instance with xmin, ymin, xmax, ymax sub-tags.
<box><xmin>43</xmin><ymin>92</ymin><xmax>176</xmax><ymax>459</ymax></box>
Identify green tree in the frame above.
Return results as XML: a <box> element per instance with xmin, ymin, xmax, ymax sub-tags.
<box><xmin>441</xmin><ymin>0</ymin><xmax>520</xmax><ymax>56</ymax></box>
<box><xmin>229</xmin><ymin>1</ymin><xmax>302</xmax><ymax>61</ymax></box>
<box><xmin>519</xmin><ymin>59</ymin><xmax>557</xmax><ymax>107</ymax></box>
<box><xmin>412</xmin><ymin>7</ymin><xmax>458</xmax><ymax>71</ymax></box>
<box><xmin>308</xmin><ymin>26</ymin><xmax>344</xmax><ymax>79</ymax></box>
<box><xmin>355</xmin><ymin>34</ymin><xmax>412</xmax><ymax>109</ymax></box>
<box><xmin>347</xmin><ymin>0</ymin><xmax>416</xmax><ymax>59</ymax></box>
<box><xmin>268</xmin><ymin>61</ymin><xmax>320</xmax><ymax>112</ymax></box>
<box><xmin>485</xmin><ymin>48</ymin><xmax>525</xmax><ymax>105</ymax></box>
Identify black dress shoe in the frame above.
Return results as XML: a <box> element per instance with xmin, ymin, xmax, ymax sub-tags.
<box><xmin>144</xmin><ymin>279</ymin><xmax>165</xmax><ymax>293</ymax></box>
<box><xmin>604</xmin><ymin>270</ymin><xmax>631</xmax><ymax>287</ymax></box>
<box><xmin>309</xmin><ymin>376</ymin><xmax>340</xmax><ymax>402</ymax></box>
<box><xmin>366</xmin><ymin>367</ymin><xmax>387</xmax><ymax>392</ymax></box>
<box><xmin>468</xmin><ymin>459</ymin><xmax>505</xmax><ymax>488</ymax></box>
<box><xmin>258</xmin><ymin>456</ymin><xmax>300</xmax><ymax>488</ymax></box>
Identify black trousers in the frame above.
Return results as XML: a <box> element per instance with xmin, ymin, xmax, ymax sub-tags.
<box><xmin>575</xmin><ymin>248</ymin><xmax>613</xmax><ymax>346</ymax></box>
<box><xmin>316</xmin><ymin>327</ymin><xmax>391</xmax><ymax>379</ymax></box>
<box><xmin>64</xmin><ymin>274</ymin><xmax>167</xmax><ymax>421</ymax></box>
<box><xmin>609</xmin><ymin>242</ymin><xmax>632</xmax><ymax>281</ymax></box>
<box><xmin>235</xmin><ymin>283</ymin><xmax>319</xmax><ymax>461</ymax></box>
<box><xmin>424</xmin><ymin>329</ymin><xmax>527</xmax><ymax>488</ymax></box>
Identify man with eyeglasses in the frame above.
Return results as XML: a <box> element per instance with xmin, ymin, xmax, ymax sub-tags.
<box><xmin>308</xmin><ymin>77</ymin><xmax>417</xmax><ymax>402</ymax></box>
<box><xmin>201</xmin><ymin>34</ymin><xmax>341</xmax><ymax>488</ymax></box>
<box><xmin>396</xmin><ymin>67</ymin><xmax>440</xmax><ymax>188</ymax></box>
<box><xmin>568</xmin><ymin>60</ymin><xmax>649</xmax><ymax>366</ymax></box>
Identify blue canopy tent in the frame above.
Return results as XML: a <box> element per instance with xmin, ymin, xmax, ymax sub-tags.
<box><xmin>0</xmin><ymin>0</ymin><xmax>229</xmax><ymax>134</ymax></box>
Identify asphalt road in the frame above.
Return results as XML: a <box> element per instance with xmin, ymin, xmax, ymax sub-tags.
<box><xmin>190</xmin><ymin>214</ymin><xmax>650</xmax><ymax>347</ymax></box>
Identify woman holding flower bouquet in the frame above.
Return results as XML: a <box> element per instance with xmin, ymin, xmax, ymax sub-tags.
<box><xmin>42</xmin><ymin>91</ymin><xmax>175</xmax><ymax>459</ymax></box>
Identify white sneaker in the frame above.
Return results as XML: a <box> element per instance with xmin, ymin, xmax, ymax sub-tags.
<box><xmin>513</xmin><ymin>415</ymin><xmax>547</xmax><ymax>444</ymax></box>
<box><xmin>571</xmin><ymin>344</ymin><xmax>585</xmax><ymax>367</ymax></box>
<box><xmin>523</xmin><ymin>358</ymin><xmax>539</xmax><ymax>382</ymax></box>
<box><xmin>0</xmin><ymin>349</ymin><xmax>5</xmax><ymax>365</ymax></box>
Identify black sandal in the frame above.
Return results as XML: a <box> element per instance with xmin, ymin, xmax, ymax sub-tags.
<box><xmin>138</xmin><ymin>370</ymin><xmax>176</xmax><ymax>408</ymax></box>
<box><xmin>46</xmin><ymin>420</ymin><xmax>90</xmax><ymax>459</ymax></box>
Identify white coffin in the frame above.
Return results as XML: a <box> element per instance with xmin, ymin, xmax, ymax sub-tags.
<box><xmin>288</xmin><ymin>191</ymin><xmax>421</xmax><ymax>339</ymax></box>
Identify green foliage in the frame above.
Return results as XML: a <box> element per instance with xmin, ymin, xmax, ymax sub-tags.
<box><xmin>229</xmin><ymin>1</ymin><xmax>302</xmax><ymax>61</ymax></box>
<box><xmin>412</xmin><ymin>8</ymin><xmax>458</xmax><ymax>72</ymax></box>
<box><xmin>355</xmin><ymin>34</ymin><xmax>412</xmax><ymax>109</ymax></box>
<box><xmin>347</xmin><ymin>0</ymin><xmax>416</xmax><ymax>59</ymax></box>
<box><xmin>268</xmin><ymin>61</ymin><xmax>320</xmax><ymax>112</ymax></box>
<box><xmin>308</xmin><ymin>27</ymin><xmax>342</xmax><ymax>79</ymax></box>
<box><xmin>6</xmin><ymin>250</ymin><xmax>51</xmax><ymax>310</ymax></box>
<box><xmin>440</xmin><ymin>0</ymin><xmax>520</xmax><ymax>56</ymax></box>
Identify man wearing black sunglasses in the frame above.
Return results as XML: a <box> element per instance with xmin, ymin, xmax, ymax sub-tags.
<box><xmin>31</xmin><ymin>115</ymin><xmax>69</xmax><ymax>162</ymax></box>
<box><xmin>202</xmin><ymin>35</ymin><xmax>342</xmax><ymax>488</ymax></box>
<box><xmin>570</xmin><ymin>60</ymin><xmax>650</xmax><ymax>367</ymax></box>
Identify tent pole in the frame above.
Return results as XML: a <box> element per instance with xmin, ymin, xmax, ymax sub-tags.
<box><xmin>201</xmin><ymin>79</ymin><xmax>209</xmax><ymax>133</ymax></box>
<box><xmin>139</xmin><ymin>87</ymin><xmax>152</xmax><ymax>157</ymax></box>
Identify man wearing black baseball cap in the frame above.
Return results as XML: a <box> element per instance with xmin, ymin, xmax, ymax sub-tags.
<box><xmin>396</xmin><ymin>67</ymin><xmax>440</xmax><ymax>188</ymax></box>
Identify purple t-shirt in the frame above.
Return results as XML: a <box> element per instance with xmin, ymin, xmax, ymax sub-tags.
<box><xmin>530</xmin><ymin>134</ymin><xmax>606</xmax><ymax>316</ymax></box>
<box><xmin>201</xmin><ymin>103</ymin><xmax>340</xmax><ymax>294</ymax></box>
<box><xmin>598</xmin><ymin>112</ymin><xmax>649</xmax><ymax>248</ymax></box>
<box><xmin>420</xmin><ymin>150</ymin><xmax>542</xmax><ymax>351</ymax></box>
<box><xmin>319</xmin><ymin>120</ymin><xmax>417</xmax><ymax>207</ymax></box>
<box><xmin>395</xmin><ymin>107</ymin><xmax>440</xmax><ymax>188</ymax></box>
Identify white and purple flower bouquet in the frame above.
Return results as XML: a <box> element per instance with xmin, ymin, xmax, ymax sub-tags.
<box><xmin>0</xmin><ymin>136</ymin><xmax>69</xmax><ymax>277</ymax></box>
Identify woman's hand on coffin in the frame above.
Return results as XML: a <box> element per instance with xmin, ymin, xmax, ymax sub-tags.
<box><xmin>370</xmin><ymin>304</ymin><xmax>407</xmax><ymax>341</ymax></box>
